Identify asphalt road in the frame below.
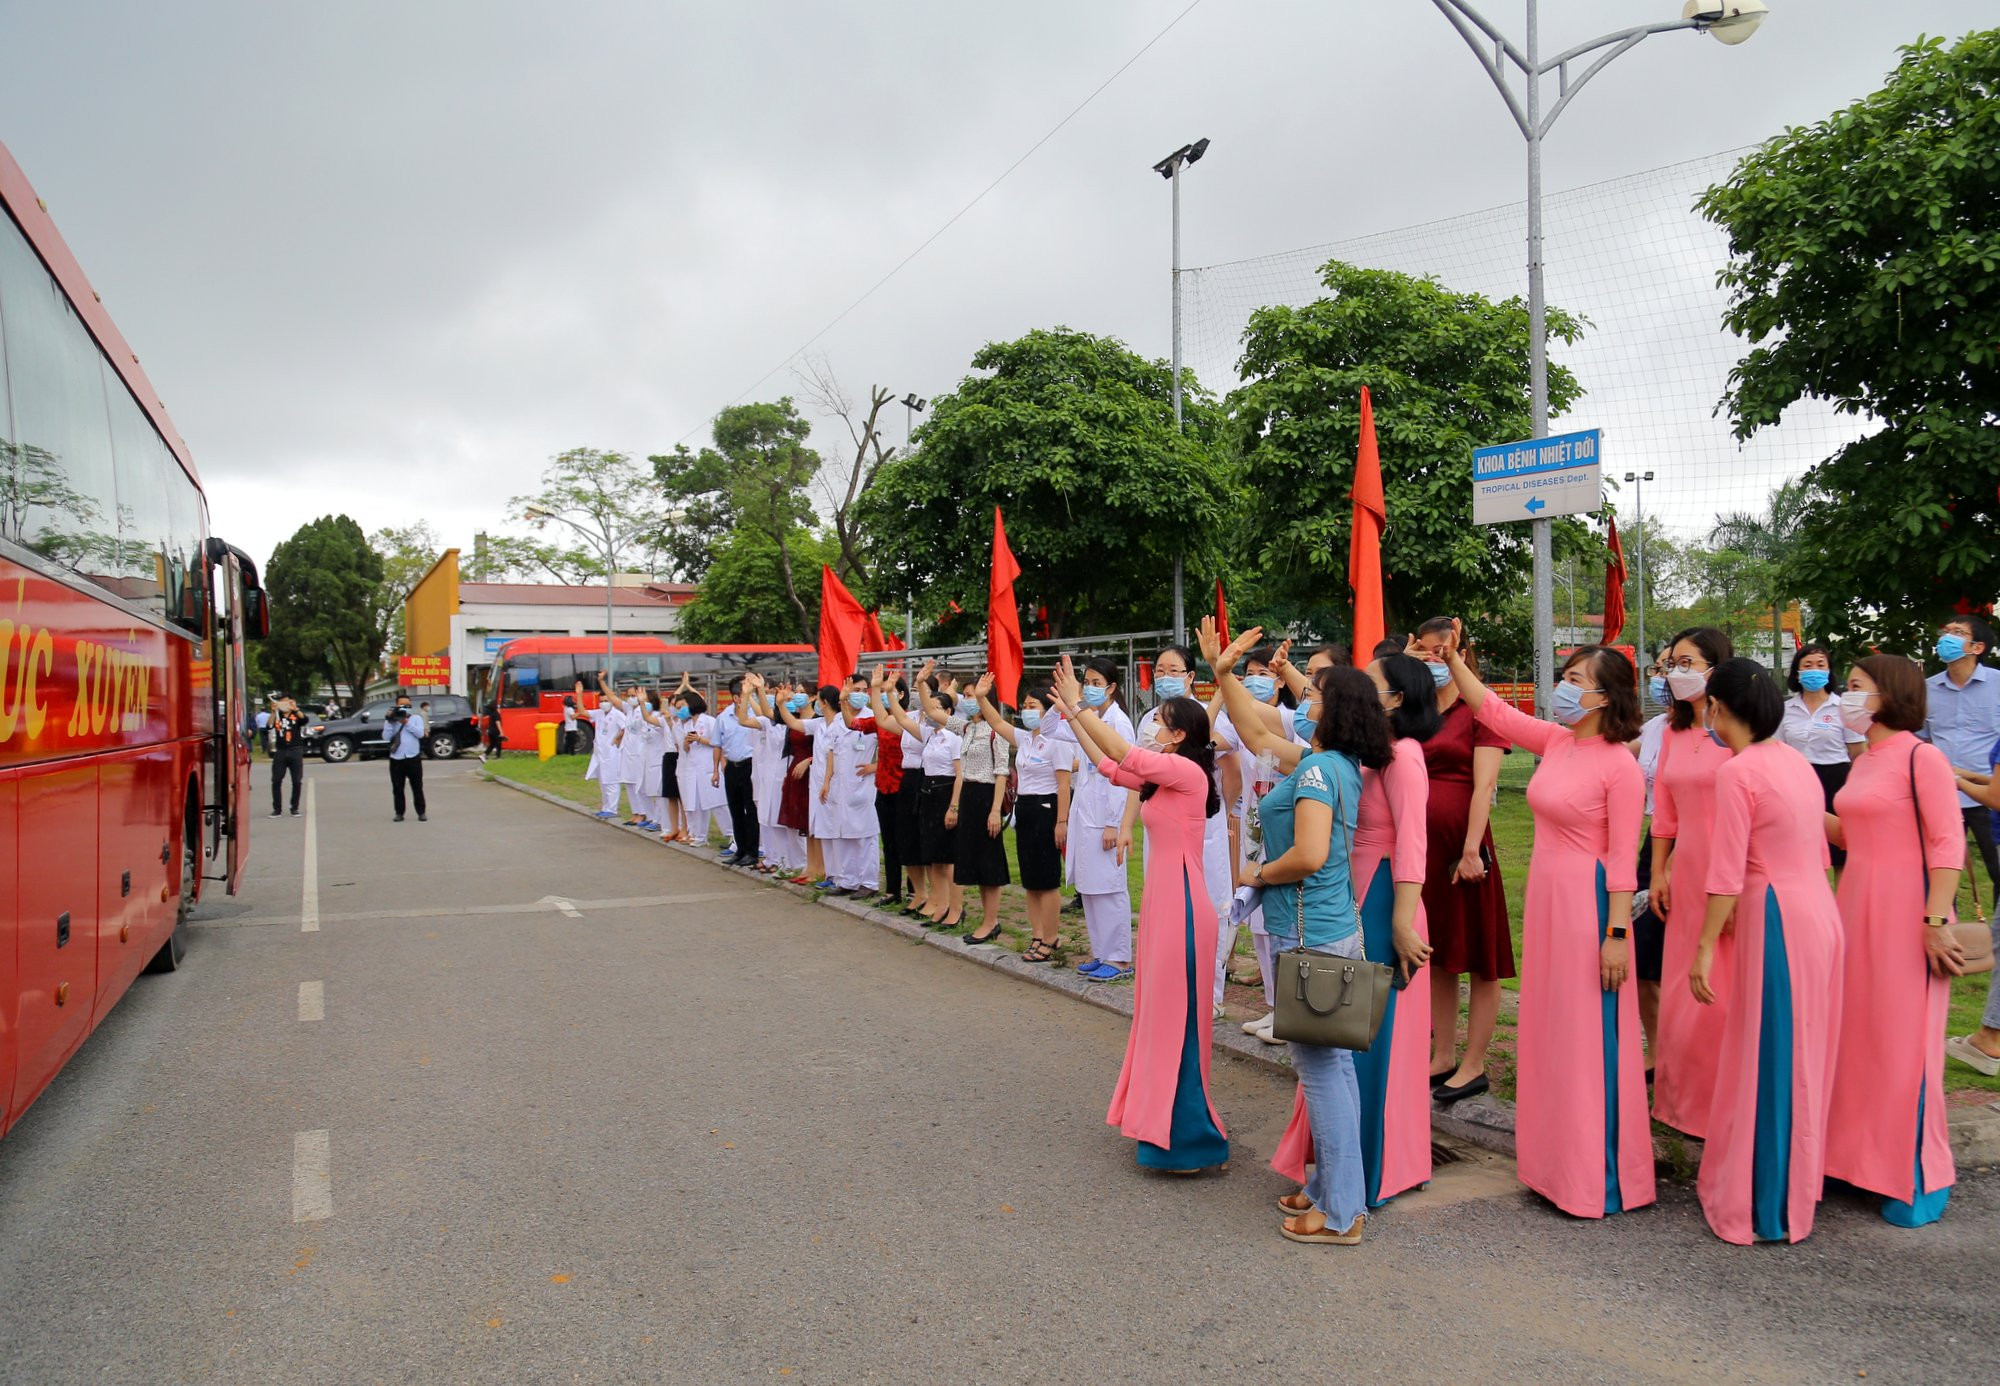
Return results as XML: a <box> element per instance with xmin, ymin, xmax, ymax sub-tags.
<box><xmin>1</xmin><ymin>755</ymin><xmax>1995</xmax><ymax>1384</ymax></box>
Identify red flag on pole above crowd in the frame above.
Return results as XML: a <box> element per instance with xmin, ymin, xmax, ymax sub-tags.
<box><xmin>861</xmin><ymin>608</ymin><xmax>891</xmax><ymax>654</ymax></box>
<box><xmin>989</xmin><ymin>507</ymin><xmax>1025</xmax><ymax>707</ymax></box>
<box><xmin>1214</xmin><ymin>579</ymin><xmax>1230</xmax><ymax>645</ymax></box>
<box><xmin>1349</xmin><ymin>386</ymin><xmax>1387</xmax><ymax>666</ymax></box>
<box><xmin>817</xmin><ymin>566</ymin><xmax>867</xmax><ymax>687</ymax></box>
<box><xmin>1602</xmin><ymin>515</ymin><xmax>1628</xmax><ymax>647</ymax></box>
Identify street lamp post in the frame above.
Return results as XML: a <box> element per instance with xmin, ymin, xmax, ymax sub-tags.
<box><xmin>1154</xmin><ymin>136</ymin><xmax>1209</xmax><ymax>643</ymax></box>
<box><xmin>1624</xmin><ymin>469</ymin><xmax>1656</xmax><ymax>677</ymax></box>
<box><xmin>525</xmin><ymin>505</ymin><xmax>671</xmax><ymax>678</ymax></box>
<box><xmin>1429</xmin><ymin>1</ymin><xmax>1766</xmax><ymax>714</ymax></box>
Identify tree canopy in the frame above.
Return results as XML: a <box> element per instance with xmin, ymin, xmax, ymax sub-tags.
<box><xmin>511</xmin><ymin>448</ymin><xmax>682</xmax><ymax>583</ymax></box>
<box><xmin>855</xmin><ymin>326</ymin><xmax>1236</xmax><ymax>639</ymax></box>
<box><xmin>1227</xmin><ymin>261</ymin><xmax>1588</xmax><ymax>643</ymax></box>
<box><xmin>676</xmin><ymin>525</ymin><xmax>836</xmax><ymax>645</ymax></box>
<box><xmin>262</xmin><ymin>514</ymin><xmax>387</xmax><ymax>704</ymax></box>
<box><xmin>1699</xmin><ymin>30</ymin><xmax>2000</xmax><ymax>649</ymax></box>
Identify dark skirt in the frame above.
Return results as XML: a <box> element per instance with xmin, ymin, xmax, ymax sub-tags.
<box><xmin>1812</xmin><ymin>760</ymin><xmax>1851</xmax><ymax>868</ymax></box>
<box><xmin>954</xmin><ymin>780</ymin><xmax>1011</xmax><ymax>887</ymax></box>
<box><xmin>1421</xmin><ymin>786</ymin><xmax>1515</xmax><ymax>981</ymax></box>
<box><xmin>660</xmin><ymin>750</ymin><xmax>681</xmax><ymax>802</ymax></box>
<box><xmin>898</xmin><ymin>769</ymin><xmax>928</xmax><ymax>864</ymax></box>
<box><xmin>1014</xmin><ymin>793</ymin><xmax>1062</xmax><ymax>891</ymax></box>
<box><xmin>918</xmin><ymin>773</ymin><xmax>955</xmax><ymax>865</ymax></box>
<box><xmin>779</xmin><ymin>731</ymin><xmax>812</xmax><ymax>833</ymax></box>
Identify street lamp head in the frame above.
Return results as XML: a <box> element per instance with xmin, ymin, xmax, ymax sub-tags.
<box><xmin>1152</xmin><ymin>138</ymin><xmax>1211</xmax><ymax>179</ymax></box>
<box><xmin>524</xmin><ymin>507</ymin><xmax>552</xmax><ymax>521</ymax></box>
<box><xmin>901</xmin><ymin>393</ymin><xmax>927</xmax><ymax>412</ymax></box>
<box><xmin>1186</xmin><ymin>136</ymin><xmax>1210</xmax><ymax>164</ymax></box>
<box><xmin>1684</xmin><ymin>1</ymin><xmax>1768</xmax><ymax>45</ymax></box>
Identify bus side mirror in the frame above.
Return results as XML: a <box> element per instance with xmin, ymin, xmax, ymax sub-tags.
<box><xmin>244</xmin><ymin>587</ymin><xmax>270</xmax><ymax>639</ymax></box>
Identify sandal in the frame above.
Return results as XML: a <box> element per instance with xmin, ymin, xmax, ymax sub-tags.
<box><xmin>1277</xmin><ymin>1191</ymin><xmax>1314</xmax><ymax>1216</ymax></box>
<box><xmin>1022</xmin><ymin>939</ymin><xmax>1055</xmax><ymax>964</ymax></box>
<box><xmin>1281</xmin><ymin>1212</ymin><xmax>1363</xmax><ymax>1246</ymax></box>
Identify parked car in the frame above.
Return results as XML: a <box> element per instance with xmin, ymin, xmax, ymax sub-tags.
<box><xmin>304</xmin><ymin>694</ymin><xmax>481</xmax><ymax>763</ymax></box>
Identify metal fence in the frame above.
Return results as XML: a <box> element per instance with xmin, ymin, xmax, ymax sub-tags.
<box><xmin>857</xmin><ymin>630</ymin><xmax>1177</xmax><ymax>713</ymax></box>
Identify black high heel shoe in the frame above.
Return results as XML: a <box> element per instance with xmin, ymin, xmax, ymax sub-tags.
<box><xmin>966</xmin><ymin>923</ymin><xmax>1004</xmax><ymax>945</ymax></box>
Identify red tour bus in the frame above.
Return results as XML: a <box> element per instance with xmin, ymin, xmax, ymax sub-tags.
<box><xmin>484</xmin><ymin>637</ymin><xmax>814</xmax><ymax>750</ymax></box>
<box><xmin>0</xmin><ymin>140</ymin><xmax>268</xmax><ymax>1135</ymax></box>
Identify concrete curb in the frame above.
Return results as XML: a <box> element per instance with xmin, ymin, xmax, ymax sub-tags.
<box><xmin>485</xmin><ymin>772</ymin><xmax>2000</xmax><ymax>1169</ymax></box>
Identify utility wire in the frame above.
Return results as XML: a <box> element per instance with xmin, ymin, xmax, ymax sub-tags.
<box><xmin>673</xmin><ymin>0</ymin><xmax>1206</xmax><ymax>446</ymax></box>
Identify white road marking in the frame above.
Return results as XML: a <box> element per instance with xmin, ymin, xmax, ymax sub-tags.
<box><xmin>205</xmin><ymin>891</ymin><xmax>736</xmax><ymax>930</ymax></box>
<box><xmin>542</xmin><ymin>894</ymin><xmax>583</xmax><ymax>918</ymax></box>
<box><xmin>298</xmin><ymin>980</ymin><xmax>324</xmax><ymax>1022</ymax></box>
<box><xmin>292</xmin><ymin>1130</ymin><xmax>332</xmax><ymax>1222</ymax></box>
<box><xmin>300</xmin><ymin>780</ymin><xmax>319</xmax><ymax>933</ymax></box>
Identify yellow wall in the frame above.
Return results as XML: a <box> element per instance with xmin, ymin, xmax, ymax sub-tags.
<box><xmin>405</xmin><ymin>548</ymin><xmax>459</xmax><ymax>657</ymax></box>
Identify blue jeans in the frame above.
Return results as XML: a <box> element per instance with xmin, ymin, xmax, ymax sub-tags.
<box><xmin>1272</xmin><ymin>928</ymin><xmax>1367</xmax><ymax>1230</ymax></box>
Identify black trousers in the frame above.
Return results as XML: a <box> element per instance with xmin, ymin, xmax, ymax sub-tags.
<box><xmin>875</xmin><ymin>787</ymin><xmax>904</xmax><ymax>899</ymax></box>
<box><xmin>390</xmin><ymin>757</ymin><xmax>427</xmax><ymax>817</ymax></box>
<box><xmin>1965</xmin><ymin>806</ymin><xmax>2000</xmax><ymax>898</ymax></box>
<box><xmin>724</xmin><ymin>758</ymin><xmax>758</xmax><ymax>860</ymax></box>
<box><xmin>271</xmin><ymin>751</ymin><xmax>303</xmax><ymax>814</ymax></box>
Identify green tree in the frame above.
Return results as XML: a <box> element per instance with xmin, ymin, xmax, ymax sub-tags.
<box><xmin>511</xmin><ymin>448</ymin><xmax>681</xmax><ymax>583</ymax></box>
<box><xmin>1698</xmin><ymin>31</ymin><xmax>2000</xmax><ymax>653</ymax></box>
<box><xmin>856</xmin><ymin>326</ymin><xmax>1237</xmax><ymax>639</ymax></box>
<box><xmin>703</xmin><ymin>399</ymin><xmax>823</xmax><ymax>639</ymax></box>
<box><xmin>1708</xmin><ymin>481</ymin><xmax>1809</xmax><ymax>666</ymax></box>
<box><xmin>263</xmin><ymin>515</ymin><xmax>388</xmax><ymax>707</ymax></box>
<box><xmin>460</xmin><ymin>531</ymin><xmax>583</xmax><ymax>584</ymax></box>
<box><xmin>1228</xmin><ymin>261</ymin><xmax>1587</xmax><ymax>640</ymax></box>
<box><xmin>648</xmin><ymin>444</ymin><xmax>738</xmax><ymax>583</ymax></box>
<box><xmin>677</xmin><ymin>526</ymin><xmax>837</xmax><ymax>645</ymax></box>
<box><xmin>370</xmin><ymin>521</ymin><xmax>442</xmax><ymax>657</ymax></box>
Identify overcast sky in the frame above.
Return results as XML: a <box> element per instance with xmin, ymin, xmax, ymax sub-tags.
<box><xmin>2</xmin><ymin>0</ymin><xmax>1989</xmax><ymax>574</ymax></box>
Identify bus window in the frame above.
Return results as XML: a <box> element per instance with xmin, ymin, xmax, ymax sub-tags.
<box><xmin>539</xmin><ymin>652</ymin><xmax>577</xmax><ymax>689</ymax></box>
<box><xmin>610</xmin><ymin>653</ymin><xmax>661</xmax><ymax>685</ymax></box>
<box><xmin>501</xmin><ymin>659</ymin><xmax>540</xmax><ymax>707</ymax></box>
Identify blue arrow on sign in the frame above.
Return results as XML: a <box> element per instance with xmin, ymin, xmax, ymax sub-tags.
<box><xmin>1524</xmin><ymin>496</ymin><xmax>1546</xmax><ymax>515</ymax></box>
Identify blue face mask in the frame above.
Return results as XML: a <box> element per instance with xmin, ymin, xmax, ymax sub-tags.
<box><xmin>1020</xmin><ymin>709</ymin><xmax>1042</xmax><ymax>730</ymax></box>
<box><xmin>1798</xmin><ymin>669</ymin><xmax>1830</xmax><ymax>692</ymax></box>
<box><xmin>1428</xmin><ymin>662</ymin><xmax>1452</xmax><ymax>688</ymax></box>
<box><xmin>1242</xmin><ymin>674</ymin><xmax>1277</xmax><ymax>702</ymax></box>
<box><xmin>1648</xmin><ymin>675</ymin><xmax>1668</xmax><ymax>704</ymax></box>
<box><xmin>673</xmin><ymin>705</ymin><xmax>692</xmax><ymax>721</ymax></box>
<box><xmin>956</xmin><ymin>697</ymin><xmax>980</xmax><ymax>718</ymax></box>
<box><xmin>1706</xmin><ymin>723</ymin><xmax>1728</xmax><ymax>750</ymax></box>
<box><xmin>1292</xmin><ymin>703</ymin><xmax>1317</xmax><ymax>740</ymax></box>
<box><xmin>848</xmin><ymin>691</ymin><xmax>871</xmax><ymax>711</ymax></box>
<box><xmin>1154</xmin><ymin>675</ymin><xmax>1187</xmax><ymax>701</ymax></box>
<box><xmin>786</xmin><ymin>695</ymin><xmax>808</xmax><ymax>714</ymax></box>
<box><xmin>1937</xmin><ymin>634</ymin><xmax>1967</xmax><ymax>663</ymax></box>
<box><xmin>1081</xmin><ymin>685</ymin><xmax>1108</xmax><ymax>708</ymax></box>
<box><xmin>1550</xmin><ymin>680</ymin><xmax>1595</xmax><ymax>727</ymax></box>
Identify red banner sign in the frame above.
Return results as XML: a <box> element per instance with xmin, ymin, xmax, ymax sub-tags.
<box><xmin>397</xmin><ymin>655</ymin><xmax>449</xmax><ymax>685</ymax></box>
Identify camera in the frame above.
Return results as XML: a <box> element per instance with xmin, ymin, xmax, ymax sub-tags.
<box><xmin>388</xmin><ymin>705</ymin><xmax>411</xmax><ymax>722</ymax></box>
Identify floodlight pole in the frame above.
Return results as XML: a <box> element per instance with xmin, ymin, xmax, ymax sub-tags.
<box><xmin>1626</xmin><ymin>468</ymin><xmax>1655</xmax><ymax>682</ymax></box>
<box><xmin>1170</xmin><ymin>154</ymin><xmax>1186</xmax><ymax>644</ymax></box>
<box><xmin>1429</xmin><ymin>0</ymin><xmax>1742</xmax><ymax>715</ymax></box>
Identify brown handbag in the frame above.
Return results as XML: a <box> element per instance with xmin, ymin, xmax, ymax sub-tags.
<box><xmin>1910</xmin><ymin>748</ymin><xmax>1995</xmax><ymax>975</ymax></box>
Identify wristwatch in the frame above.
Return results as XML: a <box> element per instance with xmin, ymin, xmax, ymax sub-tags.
<box><xmin>1606</xmin><ymin>923</ymin><xmax>1629</xmax><ymax>940</ymax></box>
<box><xmin>1925</xmin><ymin>914</ymin><xmax>1951</xmax><ymax>928</ymax></box>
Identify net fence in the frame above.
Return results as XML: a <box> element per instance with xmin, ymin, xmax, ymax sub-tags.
<box><xmin>1183</xmin><ymin>148</ymin><xmax>1867</xmax><ymax>547</ymax></box>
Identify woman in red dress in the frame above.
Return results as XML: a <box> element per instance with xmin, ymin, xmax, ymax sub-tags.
<box><xmin>1411</xmin><ymin>619</ymin><xmax>1513</xmax><ymax>1102</ymax></box>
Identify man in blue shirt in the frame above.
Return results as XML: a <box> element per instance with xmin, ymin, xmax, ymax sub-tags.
<box><xmin>715</xmin><ymin>676</ymin><xmax>759</xmax><ymax>866</ymax></box>
<box><xmin>1922</xmin><ymin>615</ymin><xmax>2000</xmax><ymax>893</ymax></box>
<box><xmin>382</xmin><ymin>691</ymin><xmax>429</xmax><ymax>822</ymax></box>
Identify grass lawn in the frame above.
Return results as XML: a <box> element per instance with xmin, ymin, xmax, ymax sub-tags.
<box><xmin>491</xmin><ymin>753</ymin><xmax>2000</xmax><ymax>1097</ymax></box>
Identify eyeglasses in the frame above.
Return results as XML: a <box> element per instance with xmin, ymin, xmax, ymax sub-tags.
<box><xmin>1644</xmin><ymin>664</ymin><xmax>1663</xmax><ymax>678</ymax></box>
<box><xmin>1663</xmin><ymin>657</ymin><xmax>1710</xmax><ymax>672</ymax></box>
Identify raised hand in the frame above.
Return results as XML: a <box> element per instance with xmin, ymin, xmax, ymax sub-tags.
<box><xmin>973</xmin><ymin>671</ymin><xmax>994</xmax><ymax>701</ymax></box>
<box><xmin>1196</xmin><ymin>616</ymin><xmax>1225</xmax><ymax>671</ymax></box>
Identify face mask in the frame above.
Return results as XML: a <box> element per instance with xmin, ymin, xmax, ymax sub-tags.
<box><xmin>1798</xmin><ymin>669</ymin><xmax>1830</xmax><ymax>692</ymax></box>
<box><xmin>956</xmin><ymin>697</ymin><xmax>979</xmax><ymax>718</ymax></box>
<box><xmin>1648</xmin><ymin>675</ymin><xmax>1668</xmax><ymax>704</ymax></box>
<box><xmin>1666</xmin><ymin>668</ymin><xmax>1709</xmax><ymax>702</ymax></box>
<box><xmin>1704</xmin><ymin>712</ymin><xmax>1728</xmax><ymax>750</ymax></box>
<box><xmin>1937</xmin><ymin>634</ymin><xmax>1967</xmax><ymax>663</ymax></box>
<box><xmin>1550</xmin><ymin>681</ymin><xmax>1596</xmax><ymax>727</ymax></box>
<box><xmin>1020</xmin><ymin>709</ymin><xmax>1042</xmax><ymax>731</ymax></box>
<box><xmin>1292</xmin><ymin>703</ymin><xmax>1318</xmax><ymax>740</ymax></box>
<box><xmin>1154</xmin><ymin>675</ymin><xmax>1187</xmax><ymax>701</ymax></box>
<box><xmin>786</xmin><ymin>695</ymin><xmax>808</xmax><ymax>714</ymax></box>
<box><xmin>1242</xmin><ymin>674</ymin><xmax>1277</xmax><ymax>702</ymax></box>
<box><xmin>848</xmin><ymin>691</ymin><xmax>871</xmax><ymax>711</ymax></box>
<box><xmin>673</xmin><ymin>706</ymin><xmax>691</xmax><ymax>721</ymax></box>
<box><xmin>1839</xmin><ymin>690</ymin><xmax>1876</xmax><ymax>734</ymax></box>
<box><xmin>1081</xmin><ymin>685</ymin><xmax>1108</xmax><ymax>708</ymax></box>
<box><xmin>1428</xmin><ymin>662</ymin><xmax>1452</xmax><ymax>689</ymax></box>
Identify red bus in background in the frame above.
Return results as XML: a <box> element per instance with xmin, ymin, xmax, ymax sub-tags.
<box><xmin>483</xmin><ymin>637</ymin><xmax>814</xmax><ymax>750</ymax></box>
<box><xmin>0</xmin><ymin>140</ymin><xmax>267</xmax><ymax>1136</ymax></box>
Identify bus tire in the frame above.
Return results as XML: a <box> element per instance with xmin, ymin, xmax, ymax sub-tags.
<box><xmin>146</xmin><ymin>797</ymin><xmax>197</xmax><ymax>974</ymax></box>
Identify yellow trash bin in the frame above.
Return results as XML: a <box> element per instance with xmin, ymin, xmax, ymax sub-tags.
<box><xmin>536</xmin><ymin>721</ymin><xmax>558</xmax><ymax>760</ymax></box>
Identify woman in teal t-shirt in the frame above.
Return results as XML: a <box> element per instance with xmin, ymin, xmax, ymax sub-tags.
<box><xmin>1203</xmin><ymin>620</ymin><xmax>1401</xmax><ymax>1246</ymax></box>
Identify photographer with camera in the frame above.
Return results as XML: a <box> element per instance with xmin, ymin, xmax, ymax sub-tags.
<box><xmin>269</xmin><ymin>693</ymin><xmax>307</xmax><ymax>816</ymax></box>
<box><xmin>382</xmin><ymin>692</ymin><xmax>429</xmax><ymax>822</ymax></box>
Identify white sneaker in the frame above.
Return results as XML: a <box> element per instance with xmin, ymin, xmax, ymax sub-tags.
<box><xmin>1946</xmin><ymin>1034</ymin><xmax>2000</xmax><ymax>1076</ymax></box>
<box><xmin>1242</xmin><ymin>1011</ymin><xmax>1273</xmax><ymax>1036</ymax></box>
<box><xmin>1212</xmin><ymin>1004</ymin><xmax>1227</xmax><ymax>1022</ymax></box>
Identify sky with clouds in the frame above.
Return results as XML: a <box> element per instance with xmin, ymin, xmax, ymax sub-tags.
<box><xmin>1</xmin><ymin>0</ymin><xmax>1989</xmax><ymax>572</ymax></box>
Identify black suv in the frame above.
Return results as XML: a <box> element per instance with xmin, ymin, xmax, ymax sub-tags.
<box><xmin>304</xmin><ymin>695</ymin><xmax>481</xmax><ymax>763</ymax></box>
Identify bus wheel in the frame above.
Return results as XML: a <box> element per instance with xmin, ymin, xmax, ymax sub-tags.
<box><xmin>146</xmin><ymin>810</ymin><xmax>197</xmax><ymax>974</ymax></box>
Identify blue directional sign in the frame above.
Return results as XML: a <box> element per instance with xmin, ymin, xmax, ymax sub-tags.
<box><xmin>1471</xmin><ymin>428</ymin><xmax>1602</xmax><ymax>526</ymax></box>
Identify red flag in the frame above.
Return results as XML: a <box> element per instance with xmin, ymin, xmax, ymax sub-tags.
<box><xmin>988</xmin><ymin>508</ymin><xmax>1025</xmax><ymax>707</ymax></box>
<box><xmin>861</xmin><ymin>607</ymin><xmax>891</xmax><ymax>654</ymax></box>
<box><xmin>1601</xmin><ymin>515</ymin><xmax>1628</xmax><ymax>647</ymax></box>
<box><xmin>1214</xmin><ymin>579</ymin><xmax>1230</xmax><ymax>646</ymax></box>
<box><xmin>1348</xmin><ymin>386</ymin><xmax>1387</xmax><ymax>666</ymax></box>
<box><xmin>817</xmin><ymin>566</ymin><xmax>867</xmax><ymax>688</ymax></box>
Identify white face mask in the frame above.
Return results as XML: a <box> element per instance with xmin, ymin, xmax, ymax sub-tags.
<box><xmin>1839</xmin><ymin>689</ymin><xmax>1876</xmax><ymax>734</ymax></box>
<box><xmin>1665</xmin><ymin>668</ymin><xmax>1709</xmax><ymax>702</ymax></box>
